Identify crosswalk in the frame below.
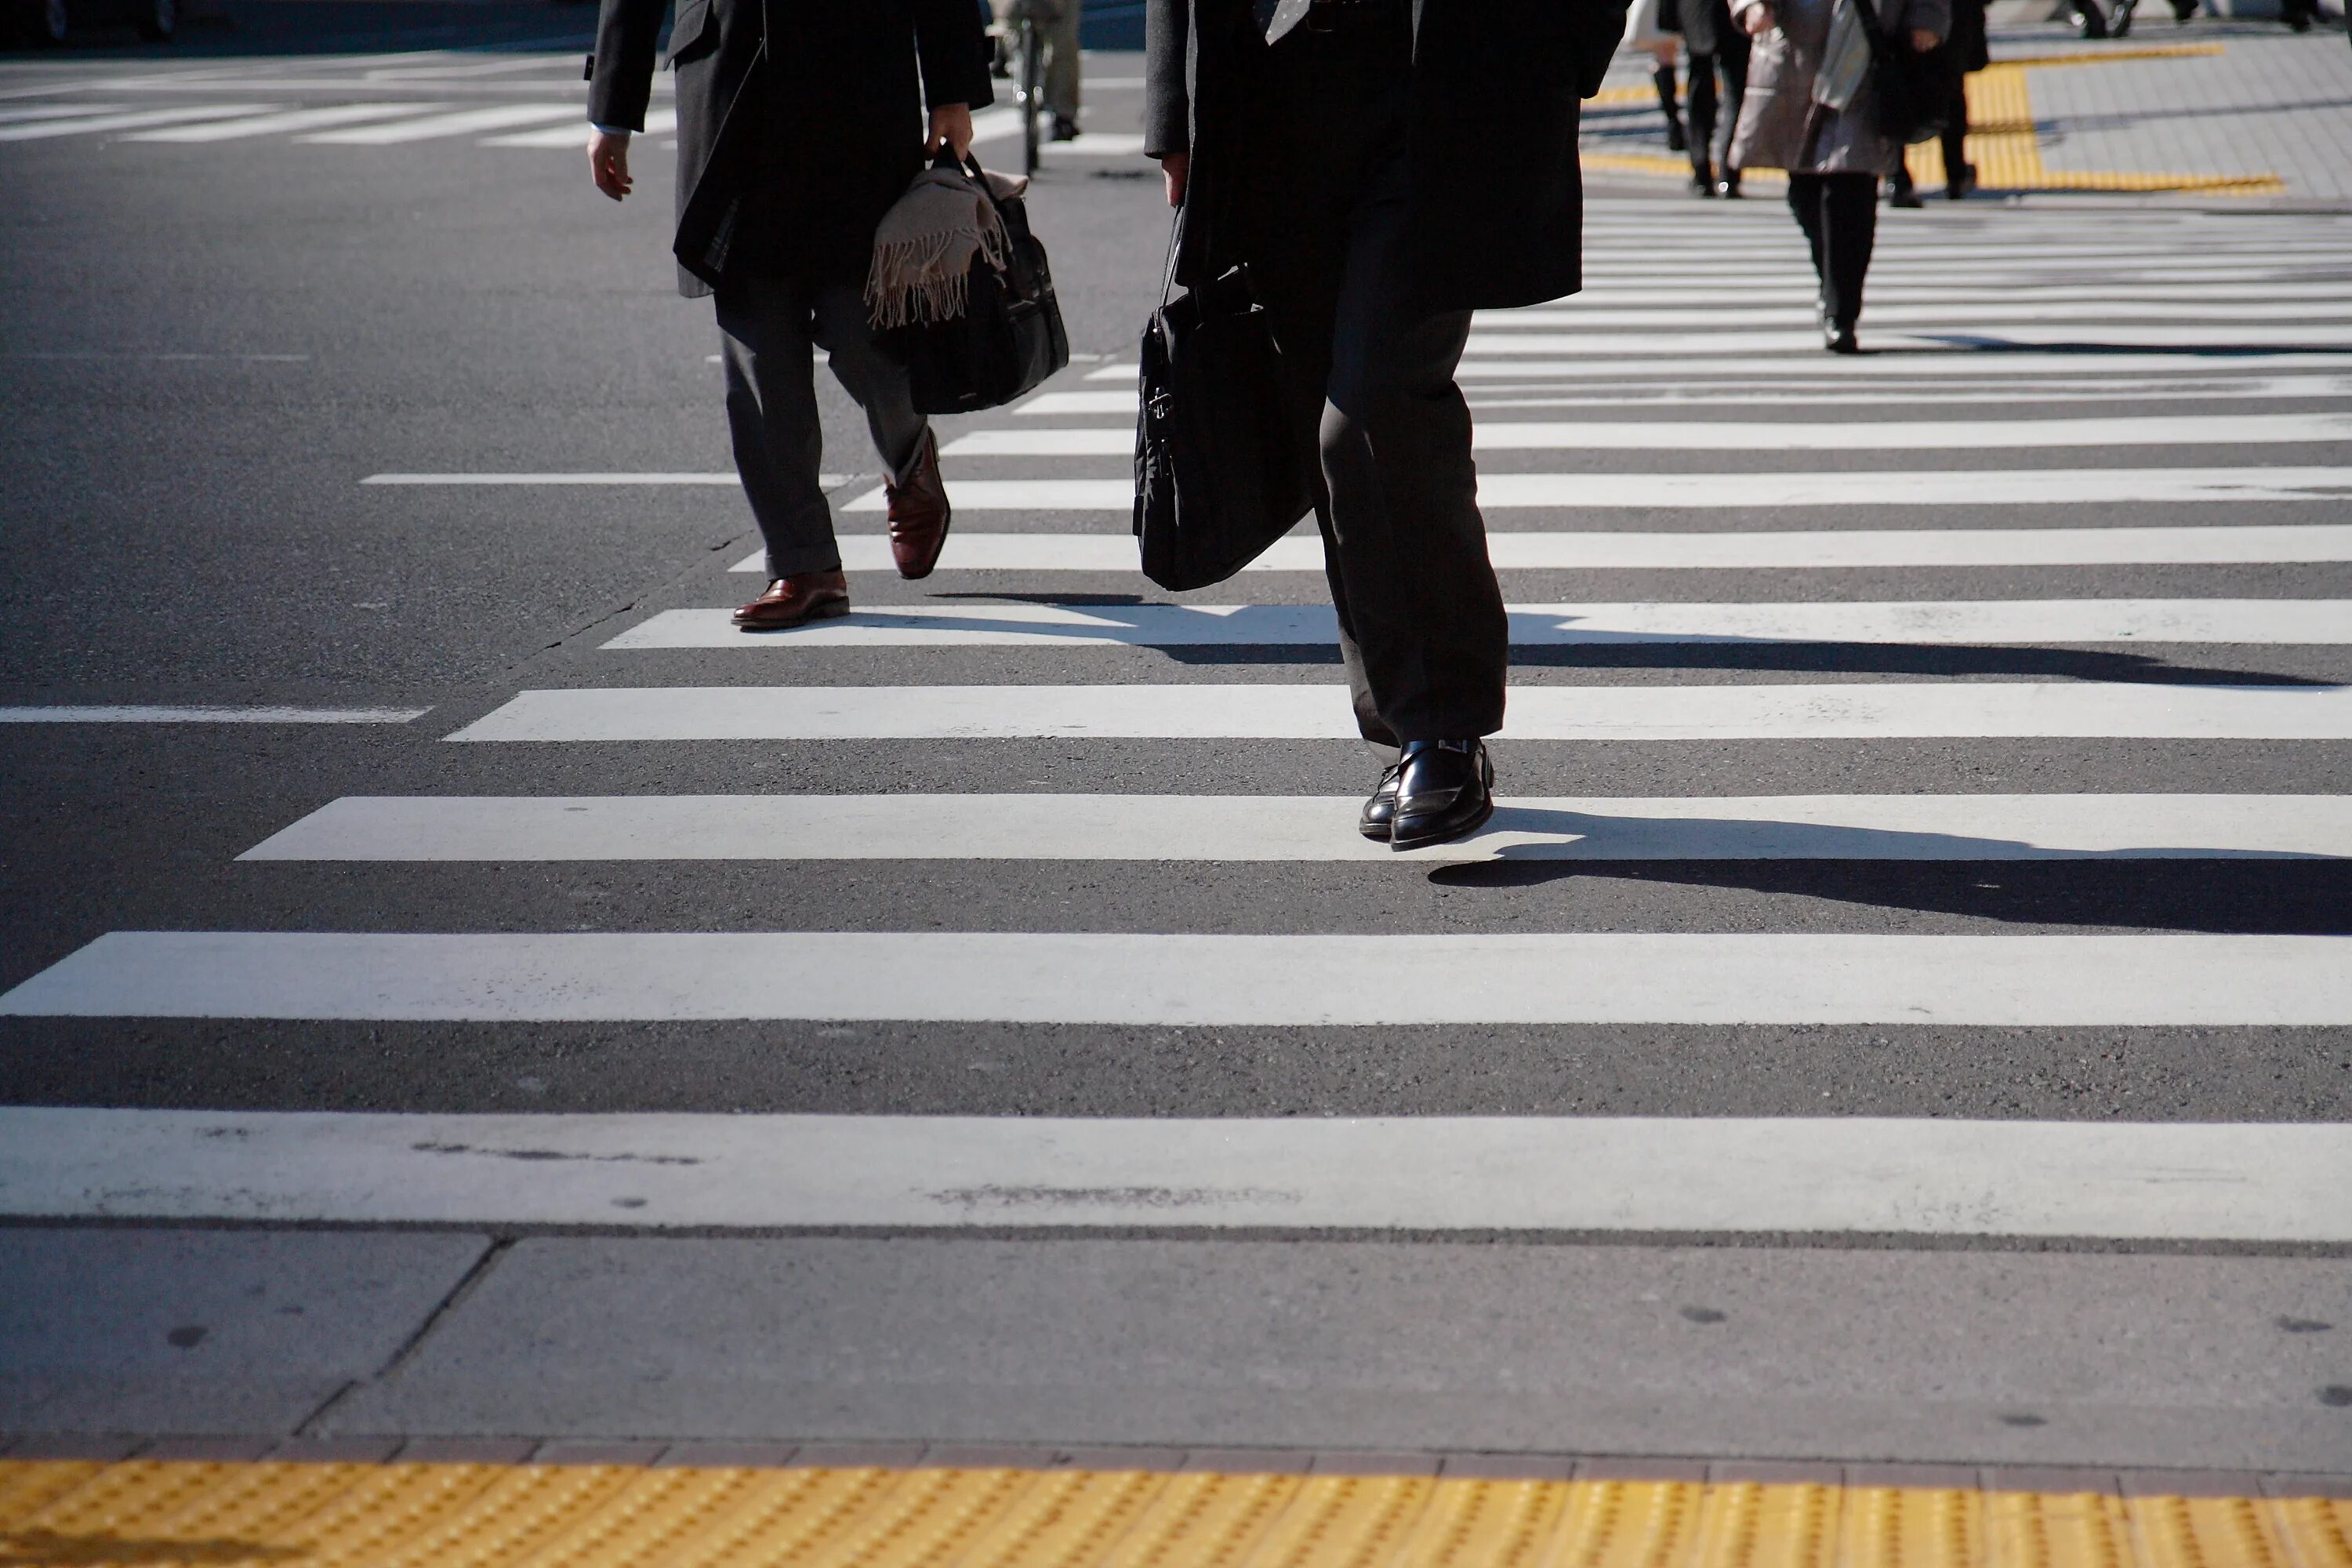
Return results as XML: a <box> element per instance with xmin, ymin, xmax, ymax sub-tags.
<box><xmin>5</xmin><ymin>196</ymin><xmax>2352</xmax><ymax>1247</ymax></box>
<box><xmin>0</xmin><ymin>74</ymin><xmax>1141</xmax><ymax>154</ymax></box>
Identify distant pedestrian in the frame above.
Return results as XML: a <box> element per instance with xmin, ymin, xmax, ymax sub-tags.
<box><xmin>1889</xmin><ymin>0</ymin><xmax>1982</xmax><ymax>204</ymax></box>
<box><xmin>996</xmin><ymin>0</ymin><xmax>1084</xmax><ymax>140</ymax></box>
<box><xmin>1145</xmin><ymin>0</ymin><xmax>1628</xmax><ymax>848</ymax></box>
<box><xmin>1730</xmin><ymin>0</ymin><xmax>1950</xmax><ymax>351</ymax></box>
<box><xmin>1627</xmin><ymin>0</ymin><xmax>1690</xmax><ymax>153</ymax></box>
<box><xmin>586</xmin><ymin>0</ymin><xmax>992</xmax><ymax>628</ymax></box>
<box><xmin>1674</xmin><ymin>0</ymin><xmax>1752</xmax><ymax>196</ymax></box>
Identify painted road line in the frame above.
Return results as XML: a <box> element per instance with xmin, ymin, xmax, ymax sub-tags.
<box><xmin>481</xmin><ymin>105</ymin><xmax>675</xmax><ymax>146</ymax></box>
<box><xmin>1086</xmin><ymin>352</ymin><xmax>2352</xmax><ymax>381</ymax></box>
<box><xmin>241</xmin><ymin>793</ymin><xmax>2352</xmax><ymax>864</ymax></box>
<box><xmin>943</xmin><ymin>415</ymin><xmax>2352</xmax><ymax>457</ymax></box>
<box><xmin>735</xmin><ymin>524</ymin><xmax>2352</xmax><ymax>573</ymax></box>
<box><xmin>5</xmin><ymin>1106</ymin><xmax>2347</xmax><ymax>1237</ymax></box>
<box><xmin>121</xmin><ymin>103</ymin><xmax>446</xmax><ymax>140</ymax></box>
<box><xmin>445</xmin><ymin>683</ymin><xmax>2352</xmax><ymax>743</ymax></box>
<box><xmin>360</xmin><ymin>472</ymin><xmax>844</xmax><ymax>487</ymax></box>
<box><xmin>841</xmin><ymin>470</ymin><xmax>2352</xmax><ymax>513</ymax></box>
<box><xmin>1040</xmin><ymin>131</ymin><xmax>1148</xmax><ymax>155</ymax></box>
<box><xmin>1461</xmin><ymin>325</ymin><xmax>2352</xmax><ymax>357</ymax></box>
<box><xmin>0</xmin><ymin>103</ymin><xmax>274</xmax><ymax>140</ymax></box>
<box><xmin>604</xmin><ymin>601</ymin><xmax>2352</xmax><ymax>650</ymax></box>
<box><xmin>1462</xmin><ymin>379</ymin><xmax>2352</xmax><ymax>408</ymax></box>
<box><xmin>0</xmin><ymin>103</ymin><xmax>127</xmax><ymax>124</ymax></box>
<box><xmin>0</xmin><ymin>705</ymin><xmax>426</xmax><ymax>724</ymax></box>
<box><xmin>1482</xmin><ymin>301</ymin><xmax>2352</xmax><ymax>328</ymax></box>
<box><xmin>1560</xmin><ymin>282</ymin><xmax>2352</xmax><ymax>307</ymax></box>
<box><xmin>9</xmin><ymin>931</ymin><xmax>2350</xmax><ymax>1026</ymax></box>
<box><xmin>299</xmin><ymin>103</ymin><xmax>580</xmax><ymax>142</ymax></box>
<box><xmin>1449</xmin><ymin>352</ymin><xmax>2352</xmax><ymax>380</ymax></box>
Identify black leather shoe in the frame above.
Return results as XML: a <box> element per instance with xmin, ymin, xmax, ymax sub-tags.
<box><xmin>1715</xmin><ymin>172</ymin><xmax>1743</xmax><ymax>198</ymax></box>
<box><xmin>1390</xmin><ymin>740</ymin><xmax>1494</xmax><ymax>851</ymax></box>
<box><xmin>1824</xmin><ymin>320</ymin><xmax>1860</xmax><ymax>354</ymax></box>
<box><xmin>1358</xmin><ymin>763</ymin><xmax>1403</xmax><ymax>841</ymax></box>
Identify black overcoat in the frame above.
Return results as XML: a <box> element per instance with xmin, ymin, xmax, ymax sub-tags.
<box><xmin>590</xmin><ymin>0</ymin><xmax>993</xmax><ymax>298</ymax></box>
<box><xmin>1143</xmin><ymin>0</ymin><xmax>1632</xmax><ymax>312</ymax></box>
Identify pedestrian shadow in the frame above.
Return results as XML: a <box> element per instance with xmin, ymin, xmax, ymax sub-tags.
<box><xmin>1422</xmin><ymin>808</ymin><xmax>2352</xmax><ymax>931</ymax></box>
<box><xmin>1160</xmin><ymin>642</ymin><xmax>2332</xmax><ymax>686</ymax></box>
<box><xmin>1900</xmin><ymin>336</ymin><xmax>2352</xmax><ymax>358</ymax></box>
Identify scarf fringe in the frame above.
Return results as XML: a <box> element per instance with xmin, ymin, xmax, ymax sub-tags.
<box><xmin>863</xmin><ymin>172</ymin><xmax>1012</xmax><ymax>331</ymax></box>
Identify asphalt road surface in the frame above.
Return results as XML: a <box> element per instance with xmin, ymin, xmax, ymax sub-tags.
<box><xmin>2</xmin><ymin>5</ymin><xmax>2350</xmax><ymax>1474</ymax></box>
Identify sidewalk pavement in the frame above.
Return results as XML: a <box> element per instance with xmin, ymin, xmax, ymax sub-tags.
<box><xmin>1582</xmin><ymin>16</ymin><xmax>2352</xmax><ymax>205</ymax></box>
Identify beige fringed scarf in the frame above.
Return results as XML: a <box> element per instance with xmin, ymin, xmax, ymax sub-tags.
<box><xmin>864</xmin><ymin>164</ymin><xmax>1029</xmax><ymax>330</ymax></box>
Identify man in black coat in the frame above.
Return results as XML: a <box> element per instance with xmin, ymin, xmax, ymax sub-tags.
<box><xmin>586</xmin><ymin>0</ymin><xmax>994</xmax><ymax>627</ymax></box>
<box><xmin>1145</xmin><ymin>0</ymin><xmax>1627</xmax><ymax>848</ymax></box>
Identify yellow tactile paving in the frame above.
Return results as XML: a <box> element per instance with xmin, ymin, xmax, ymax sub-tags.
<box><xmin>1594</xmin><ymin>37</ymin><xmax>2282</xmax><ymax>195</ymax></box>
<box><xmin>0</xmin><ymin>1461</ymin><xmax>2347</xmax><ymax>1568</ymax></box>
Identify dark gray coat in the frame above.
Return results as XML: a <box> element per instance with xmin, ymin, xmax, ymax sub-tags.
<box><xmin>589</xmin><ymin>0</ymin><xmax>993</xmax><ymax>297</ymax></box>
<box><xmin>1144</xmin><ymin>0</ymin><xmax>1632</xmax><ymax>311</ymax></box>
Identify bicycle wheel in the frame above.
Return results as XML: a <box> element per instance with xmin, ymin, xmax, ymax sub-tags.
<box><xmin>1020</xmin><ymin>16</ymin><xmax>1044</xmax><ymax>175</ymax></box>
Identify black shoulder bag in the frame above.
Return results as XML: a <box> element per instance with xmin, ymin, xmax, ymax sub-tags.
<box><xmin>887</xmin><ymin>149</ymin><xmax>1071</xmax><ymax>416</ymax></box>
<box><xmin>1132</xmin><ymin>208</ymin><xmax>1313</xmax><ymax>592</ymax></box>
<box><xmin>1849</xmin><ymin>0</ymin><xmax>1958</xmax><ymax>145</ymax></box>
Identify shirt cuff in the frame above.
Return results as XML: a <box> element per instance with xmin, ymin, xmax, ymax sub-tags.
<box><xmin>590</xmin><ymin>122</ymin><xmax>634</xmax><ymax>136</ymax></box>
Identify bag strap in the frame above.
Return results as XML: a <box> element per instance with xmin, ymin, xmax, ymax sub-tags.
<box><xmin>1844</xmin><ymin>0</ymin><xmax>1895</xmax><ymax>62</ymax></box>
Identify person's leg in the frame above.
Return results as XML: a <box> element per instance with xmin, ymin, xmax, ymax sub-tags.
<box><xmin>1685</xmin><ymin>51</ymin><xmax>1718</xmax><ymax>187</ymax></box>
<box><xmin>1942</xmin><ymin>78</ymin><xmax>1972</xmax><ymax>194</ymax></box>
<box><xmin>807</xmin><ymin>284</ymin><xmax>927</xmax><ymax>485</ymax></box>
<box><xmin>1787</xmin><ymin>172</ymin><xmax>1829</xmax><ymax>292</ymax></box>
<box><xmin>1820</xmin><ymin>170</ymin><xmax>1878</xmax><ymax>328</ymax></box>
<box><xmin>1044</xmin><ymin>0</ymin><xmax>1080</xmax><ymax>126</ymax></box>
<box><xmin>1714</xmin><ymin>31</ymin><xmax>1748</xmax><ymax>190</ymax></box>
<box><xmin>715</xmin><ymin>273</ymin><xmax>842</xmax><ymax>579</ymax></box>
<box><xmin>1652</xmin><ymin>44</ymin><xmax>1685</xmax><ymax>151</ymax></box>
<box><xmin>1318</xmin><ymin>162</ymin><xmax>1508</xmax><ymax>746</ymax></box>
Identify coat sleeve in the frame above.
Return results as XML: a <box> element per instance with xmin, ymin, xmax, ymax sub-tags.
<box><xmin>1144</xmin><ymin>0</ymin><xmax>1190</xmax><ymax>158</ymax></box>
<box><xmin>1571</xmin><ymin>0</ymin><xmax>1635</xmax><ymax>96</ymax></box>
<box><xmin>586</xmin><ymin>0</ymin><xmax>669</xmax><ymax>132</ymax></box>
<box><xmin>915</xmin><ymin>0</ymin><xmax>996</xmax><ymax>112</ymax></box>
<box><xmin>1896</xmin><ymin>0</ymin><xmax>1952</xmax><ymax>39</ymax></box>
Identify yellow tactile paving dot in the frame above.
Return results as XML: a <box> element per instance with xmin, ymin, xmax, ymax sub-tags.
<box><xmin>1</xmin><ymin>1461</ymin><xmax>2347</xmax><ymax>1568</ymax></box>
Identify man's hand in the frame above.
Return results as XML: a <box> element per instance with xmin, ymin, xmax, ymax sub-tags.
<box><xmin>927</xmin><ymin>103</ymin><xmax>974</xmax><ymax>160</ymax></box>
<box><xmin>590</xmin><ymin>129</ymin><xmax>633</xmax><ymax>201</ymax></box>
<box><xmin>1740</xmin><ymin>2</ymin><xmax>1774</xmax><ymax>33</ymax></box>
<box><xmin>1909</xmin><ymin>25</ymin><xmax>1940</xmax><ymax>46</ymax></box>
<box><xmin>1160</xmin><ymin>151</ymin><xmax>1189</xmax><ymax>209</ymax></box>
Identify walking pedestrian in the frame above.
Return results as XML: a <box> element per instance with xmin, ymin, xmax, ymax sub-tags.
<box><xmin>1730</xmin><ymin>0</ymin><xmax>1949</xmax><ymax>352</ymax></box>
<box><xmin>1675</xmin><ymin>0</ymin><xmax>1753</xmax><ymax>196</ymax></box>
<box><xmin>586</xmin><ymin>0</ymin><xmax>992</xmax><ymax>628</ymax></box>
<box><xmin>1889</xmin><ymin>0</ymin><xmax>1981</xmax><ymax>204</ymax></box>
<box><xmin>1144</xmin><ymin>0</ymin><xmax>1628</xmax><ymax>849</ymax></box>
<box><xmin>994</xmin><ymin>0</ymin><xmax>1085</xmax><ymax>140</ymax></box>
<box><xmin>1627</xmin><ymin>0</ymin><xmax>1690</xmax><ymax>153</ymax></box>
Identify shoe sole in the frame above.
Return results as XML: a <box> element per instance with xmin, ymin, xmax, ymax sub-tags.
<box><xmin>733</xmin><ymin>599</ymin><xmax>851</xmax><ymax>633</ymax></box>
<box><xmin>1390</xmin><ymin>791</ymin><xmax>1496</xmax><ymax>851</ymax></box>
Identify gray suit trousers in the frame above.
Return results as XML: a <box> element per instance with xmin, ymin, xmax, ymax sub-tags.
<box><xmin>715</xmin><ymin>274</ymin><xmax>928</xmax><ymax>580</ymax></box>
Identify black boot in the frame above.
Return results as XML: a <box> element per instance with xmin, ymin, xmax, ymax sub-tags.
<box><xmin>1390</xmin><ymin>740</ymin><xmax>1495</xmax><ymax>851</ymax></box>
<box><xmin>1654</xmin><ymin>64</ymin><xmax>1686</xmax><ymax>152</ymax></box>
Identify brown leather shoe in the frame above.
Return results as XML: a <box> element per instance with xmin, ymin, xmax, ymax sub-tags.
<box><xmin>731</xmin><ymin>571</ymin><xmax>849</xmax><ymax>631</ymax></box>
<box><xmin>886</xmin><ymin>429</ymin><xmax>952</xmax><ymax>579</ymax></box>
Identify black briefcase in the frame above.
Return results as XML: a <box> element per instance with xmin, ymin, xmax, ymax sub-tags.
<box><xmin>1133</xmin><ymin>254</ymin><xmax>1313</xmax><ymax>592</ymax></box>
<box><xmin>890</xmin><ymin>152</ymin><xmax>1070</xmax><ymax>416</ymax></box>
<box><xmin>1853</xmin><ymin>0</ymin><xmax>1959</xmax><ymax>143</ymax></box>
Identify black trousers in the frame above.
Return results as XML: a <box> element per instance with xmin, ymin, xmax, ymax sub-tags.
<box><xmin>1232</xmin><ymin>1</ymin><xmax>1508</xmax><ymax>745</ymax></box>
<box><xmin>1678</xmin><ymin>0</ymin><xmax>1749</xmax><ymax>176</ymax></box>
<box><xmin>1786</xmin><ymin>171</ymin><xmax>1878</xmax><ymax>329</ymax></box>
<box><xmin>714</xmin><ymin>273</ymin><xmax>928</xmax><ymax>580</ymax></box>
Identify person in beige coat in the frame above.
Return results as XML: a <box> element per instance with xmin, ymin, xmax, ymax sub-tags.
<box><xmin>1728</xmin><ymin>0</ymin><xmax>1947</xmax><ymax>350</ymax></box>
